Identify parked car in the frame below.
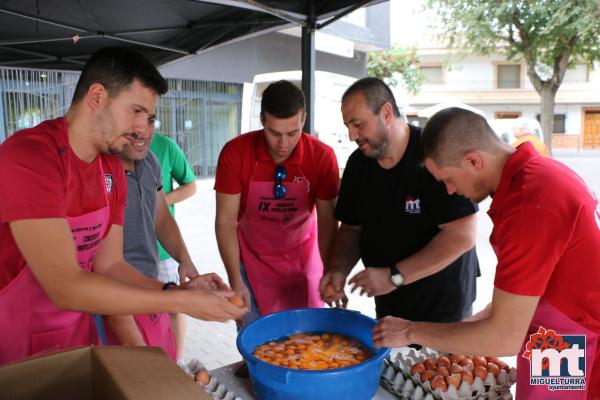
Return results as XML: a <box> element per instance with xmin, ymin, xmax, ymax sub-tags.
<box><xmin>488</xmin><ymin>117</ymin><xmax>549</xmax><ymax>156</ymax></box>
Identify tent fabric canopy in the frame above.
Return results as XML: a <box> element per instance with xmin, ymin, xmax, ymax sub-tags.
<box><xmin>0</xmin><ymin>0</ymin><xmax>383</xmax><ymax>70</ymax></box>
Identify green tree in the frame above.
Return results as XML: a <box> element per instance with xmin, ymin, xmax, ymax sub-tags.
<box><xmin>367</xmin><ymin>45</ymin><xmax>424</xmax><ymax>95</ymax></box>
<box><xmin>427</xmin><ymin>0</ymin><xmax>600</xmax><ymax>151</ymax></box>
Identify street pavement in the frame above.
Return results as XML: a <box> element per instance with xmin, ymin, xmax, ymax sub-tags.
<box><xmin>177</xmin><ymin>151</ymin><xmax>600</xmax><ymax>370</ymax></box>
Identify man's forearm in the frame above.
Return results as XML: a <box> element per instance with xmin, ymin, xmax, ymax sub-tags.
<box><xmin>329</xmin><ymin>225</ymin><xmax>361</xmax><ymax>275</ymax></box>
<box><xmin>165</xmin><ymin>181</ymin><xmax>196</xmax><ymax>205</ymax></box>
<box><xmin>215</xmin><ymin>221</ymin><xmax>243</xmax><ymax>285</ymax></box>
<box><xmin>96</xmin><ymin>259</ymin><xmax>163</xmax><ymax>290</ymax></box>
<box><xmin>156</xmin><ymin>214</ymin><xmax>192</xmax><ymax>264</ymax></box>
<box><xmin>50</xmin><ymin>268</ymin><xmax>185</xmax><ymax>315</ymax></box>
<box><xmin>406</xmin><ymin>318</ymin><xmax>521</xmax><ymax>356</ymax></box>
<box><xmin>317</xmin><ymin>213</ymin><xmax>338</xmax><ymax>268</ymax></box>
<box><xmin>103</xmin><ymin>315</ymin><xmax>146</xmax><ymax>346</ymax></box>
<box><xmin>395</xmin><ymin>223</ymin><xmax>474</xmax><ymax>285</ymax></box>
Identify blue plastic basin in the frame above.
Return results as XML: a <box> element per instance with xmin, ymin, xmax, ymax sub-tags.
<box><xmin>236</xmin><ymin>308</ymin><xmax>390</xmax><ymax>400</ymax></box>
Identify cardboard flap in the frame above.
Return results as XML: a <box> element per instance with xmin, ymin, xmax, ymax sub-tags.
<box><xmin>92</xmin><ymin>346</ymin><xmax>209</xmax><ymax>400</ymax></box>
<box><xmin>0</xmin><ymin>346</ymin><xmax>211</xmax><ymax>400</ymax></box>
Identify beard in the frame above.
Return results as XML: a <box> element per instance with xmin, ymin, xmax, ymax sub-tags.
<box><xmin>471</xmin><ymin>178</ymin><xmax>489</xmax><ymax>203</ymax></box>
<box><xmin>362</xmin><ymin>120</ymin><xmax>389</xmax><ymax>159</ymax></box>
<box><xmin>95</xmin><ymin>107</ymin><xmax>129</xmax><ymax>155</ymax></box>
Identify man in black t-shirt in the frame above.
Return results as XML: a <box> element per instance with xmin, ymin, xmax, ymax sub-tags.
<box><xmin>320</xmin><ymin>77</ymin><xmax>480</xmax><ymax>322</ymax></box>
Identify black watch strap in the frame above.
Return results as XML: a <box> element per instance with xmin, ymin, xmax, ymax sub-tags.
<box><xmin>389</xmin><ymin>265</ymin><xmax>405</xmax><ymax>287</ymax></box>
<box><xmin>162</xmin><ymin>282</ymin><xmax>178</xmax><ymax>291</ymax></box>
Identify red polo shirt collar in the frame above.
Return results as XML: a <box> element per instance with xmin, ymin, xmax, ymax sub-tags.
<box><xmin>489</xmin><ymin>142</ymin><xmax>539</xmax><ymax>214</ymax></box>
<box><xmin>254</xmin><ymin>129</ymin><xmax>305</xmax><ymax>165</ymax></box>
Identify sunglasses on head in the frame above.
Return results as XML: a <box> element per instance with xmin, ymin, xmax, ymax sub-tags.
<box><xmin>273</xmin><ymin>165</ymin><xmax>287</xmax><ymax>199</ymax></box>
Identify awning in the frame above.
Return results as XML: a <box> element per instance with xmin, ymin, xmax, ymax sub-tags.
<box><xmin>0</xmin><ymin>0</ymin><xmax>385</xmax><ymax>70</ymax></box>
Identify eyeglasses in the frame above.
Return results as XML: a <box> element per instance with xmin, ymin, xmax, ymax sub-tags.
<box><xmin>273</xmin><ymin>165</ymin><xmax>287</xmax><ymax>199</ymax></box>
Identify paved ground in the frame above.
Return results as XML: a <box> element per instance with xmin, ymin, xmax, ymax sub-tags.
<box><xmin>177</xmin><ymin>151</ymin><xmax>600</xmax><ymax>370</ymax></box>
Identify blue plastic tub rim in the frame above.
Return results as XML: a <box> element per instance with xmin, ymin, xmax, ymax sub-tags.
<box><xmin>236</xmin><ymin>308</ymin><xmax>390</xmax><ymax>376</ymax></box>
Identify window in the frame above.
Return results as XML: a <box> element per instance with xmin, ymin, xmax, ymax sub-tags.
<box><xmin>536</xmin><ymin>114</ymin><xmax>566</xmax><ymax>134</ymax></box>
<box><xmin>496</xmin><ymin>64</ymin><xmax>521</xmax><ymax>88</ymax></box>
<box><xmin>563</xmin><ymin>65</ymin><xmax>589</xmax><ymax>84</ymax></box>
<box><xmin>420</xmin><ymin>65</ymin><xmax>444</xmax><ymax>84</ymax></box>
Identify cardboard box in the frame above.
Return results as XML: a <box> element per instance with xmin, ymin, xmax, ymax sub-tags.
<box><xmin>0</xmin><ymin>346</ymin><xmax>211</xmax><ymax>400</ymax></box>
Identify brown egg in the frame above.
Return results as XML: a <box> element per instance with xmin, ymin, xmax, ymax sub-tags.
<box><xmin>194</xmin><ymin>370</ymin><xmax>210</xmax><ymax>385</ymax></box>
<box><xmin>424</xmin><ymin>358</ymin><xmax>437</xmax><ymax>370</ymax></box>
<box><xmin>472</xmin><ymin>356</ymin><xmax>487</xmax><ymax>368</ymax></box>
<box><xmin>431</xmin><ymin>376</ymin><xmax>448</xmax><ymax>392</ymax></box>
<box><xmin>227</xmin><ymin>295</ymin><xmax>245</xmax><ymax>308</ymax></box>
<box><xmin>410</xmin><ymin>363</ymin><xmax>426</xmax><ymax>376</ymax></box>
<box><xmin>437</xmin><ymin>355</ymin><xmax>451</xmax><ymax>368</ymax></box>
<box><xmin>458</xmin><ymin>357</ymin><xmax>474</xmax><ymax>368</ymax></box>
<box><xmin>436</xmin><ymin>366</ymin><xmax>449</xmax><ymax>377</ymax></box>
<box><xmin>487</xmin><ymin>362</ymin><xmax>500</xmax><ymax>377</ymax></box>
<box><xmin>488</xmin><ymin>356</ymin><xmax>509</xmax><ymax>371</ymax></box>
<box><xmin>449</xmin><ymin>353</ymin><xmax>465</xmax><ymax>364</ymax></box>
<box><xmin>323</xmin><ymin>283</ymin><xmax>337</xmax><ymax>297</ymax></box>
<box><xmin>449</xmin><ymin>363</ymin><xmax>463</xmax><ymax>374</ymax></box>
<box><xmin>473</xmin><ymin>365</ymin><xmax>488</xmax><ymax>380</ymax></box>
<box><xmin>445</xmin><ymin>373</ymin><xmax>462</xmax><ymax>388</ymax></box>
<box><xmin>461</xmin><ymin>371</ymin><xmax>474</xmax><ymax>385</ymax></box>
<box><xmin>420</xmin><ymin>370</ymin><xmax>436</xmax><ymax>383</ymax></box>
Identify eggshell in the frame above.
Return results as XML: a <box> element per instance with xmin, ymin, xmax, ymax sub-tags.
<box><xmin>227</xmin><ymin>295</ymin><xmax>245</xmax><ymax>308</ymax></box>
<box><xmin>473</xmin><ymin>365</ymin><xmax>488</xmax><ymax>380</ymax></box>
<box><xmin>449</xmin><ymin>363</ymin><xmax>463</xmax><ymax>374</ymax></box>
<box><xmin>445</xmin><ymin>373</ymin><xmax>462</xmax><ymax>388</ymax></box>
<box><xmin>410</xmin><ymin>362</ymin><xmax>426</xmax><ymax>375</ymax></box>
<box><xmin>431</xmin><ymin>376</ymin><xmax>448</xmax><ymax>392</ymax></box>
<box><xmin>461</xmin><ymin>371</ymin><xmax>474</xmax><ymax>385</ymax></box>
<box><xmin>437</xmin><ymin>355</ymin><xmax>451</xmax><ymax>368</ymax></box>
<box><xmin>487</xmin><ymin>362</ymin><xmax>500</xmax><ymax>377</ymax></box>
<box><xmin>449</xmin><ymin>353</ymin><xmax>465</xmax><ymax>364</ymax></box>
<box><xmin>194</xmin><ymin>370</ymin><xmax>210</xmax><ymax>385</ymax></box>
<box><xmin>423</xmin><ymin>358</ymin><xmax>437</xmax><ymax>370</ymax></box>
<box><xmin>472</xmin><ymin>356</ymin><xmax>487</xmax><ymax>367</ymax></box>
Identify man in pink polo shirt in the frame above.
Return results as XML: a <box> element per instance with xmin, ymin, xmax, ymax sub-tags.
<box><xmin>215</xmin><ymin>80</ymin><xmax>339</xmax><ymax>325</ymax></box>
<box><xmin>373</xmin><ymin>107</ymin><xmax>600</xmax><ymax>399</ymax></box>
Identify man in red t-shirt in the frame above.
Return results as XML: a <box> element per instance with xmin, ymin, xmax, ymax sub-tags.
<box><xmin>373</xmin><ymin>107</ymin><xmax>600</xmax><ymax>399</ymax></box>
<box><xmin>0</xmin><ymin>47</ymin><xmax>245</xmax><ymax>365</ymax></box>
<box><xmin>215</xmin><ymin>80</ymin><xmax>339</xmax><ymax>324</ymax></box>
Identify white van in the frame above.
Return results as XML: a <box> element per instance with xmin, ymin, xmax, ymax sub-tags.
<box><xmin>242</xmin><ymin>70</ymin><xmax>357</xmax><ymax>175</ymax></box>
<box><xmin>487</xmin><ymin>117</ymin><xmax>544</xmax><ymax>145</ymax></box>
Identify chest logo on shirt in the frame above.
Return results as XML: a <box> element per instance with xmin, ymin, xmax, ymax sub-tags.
<box><xmin>405</xmin><ymin>196</ymin><xmax>421</xmax><ymax>214</ymax></box>
<box><xmin>104</xmin><ymin>174</ymin><xmax>113</xmax><ymax>193</ymax></box>
<box><xmin>293</xmin><ymin>175</ymin><xmax>311</xmax><ymax>193</ymax></box>
<box><xmin>523</xmin><ymin>326</ymin><xmax>587</xmax><ymax>390</ymax></box>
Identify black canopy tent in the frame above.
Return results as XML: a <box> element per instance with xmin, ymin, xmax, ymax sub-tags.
<box><xmin>0</xmin><ymin>0</ymin><xmax>386</xmax><ymax>133</ymax></box>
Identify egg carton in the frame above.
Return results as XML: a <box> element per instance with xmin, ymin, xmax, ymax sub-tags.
<box><xmin>380</xmin><ymin>348</ymin><xmax>516</xmax><ymax>400</ymax></box>
<box><xmin>179</xmin><ymin>359</ymin><xmax>244</xmax><ymax>400</ymax></box>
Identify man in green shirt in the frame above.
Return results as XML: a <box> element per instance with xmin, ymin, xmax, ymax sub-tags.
<box><xmin>150</xmin><ymin>131</ymin><xmax>197</xmax><ymax>361</ymax></box>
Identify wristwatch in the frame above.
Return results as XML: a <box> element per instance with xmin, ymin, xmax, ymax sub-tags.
<box><xmin>389</xmin><ymin>265</ymin><xmax>405</xmax><ymax>288</ymax></box>
<box><xmin>162</xmin><ymin>282</ymin><xmax>178</xmax><ymax>291</ymax></box>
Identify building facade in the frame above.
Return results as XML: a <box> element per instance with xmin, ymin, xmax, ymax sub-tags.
<box><xmin>399</xmin><ymin>50</ymin><xmax>600</xmax><ymax>149</ymax></box>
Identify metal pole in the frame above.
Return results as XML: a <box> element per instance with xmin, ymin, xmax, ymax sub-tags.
<box><xmin>301</xmin><ymin>0</ymin><xmax>315</xmax><ymax>135</ymax></box>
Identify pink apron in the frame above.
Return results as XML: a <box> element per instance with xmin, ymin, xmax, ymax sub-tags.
<box><xmin>104</xmin><ymin>313</ymin><xmax>176</xmax><ymax>361</ymax></box>
<box><xmin>0</xmin><ymin>158</ymin><xmax>110</xmax><ymax>365</ymax></box>
<box><xmin>238</xmin><ymin>161</ymin><xmax>324</xmax><ymax>316</ymax></box>
<box><xmin>516</xmin><ymin>298</ymin><xmax>598</xmax><ymax>399</ymax></box>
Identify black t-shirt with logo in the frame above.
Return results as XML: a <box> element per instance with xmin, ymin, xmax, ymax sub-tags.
<box><xmin>335</xmin><ymin>125</ymin><xmax>480</xmax><ymax>322</ymax></box>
